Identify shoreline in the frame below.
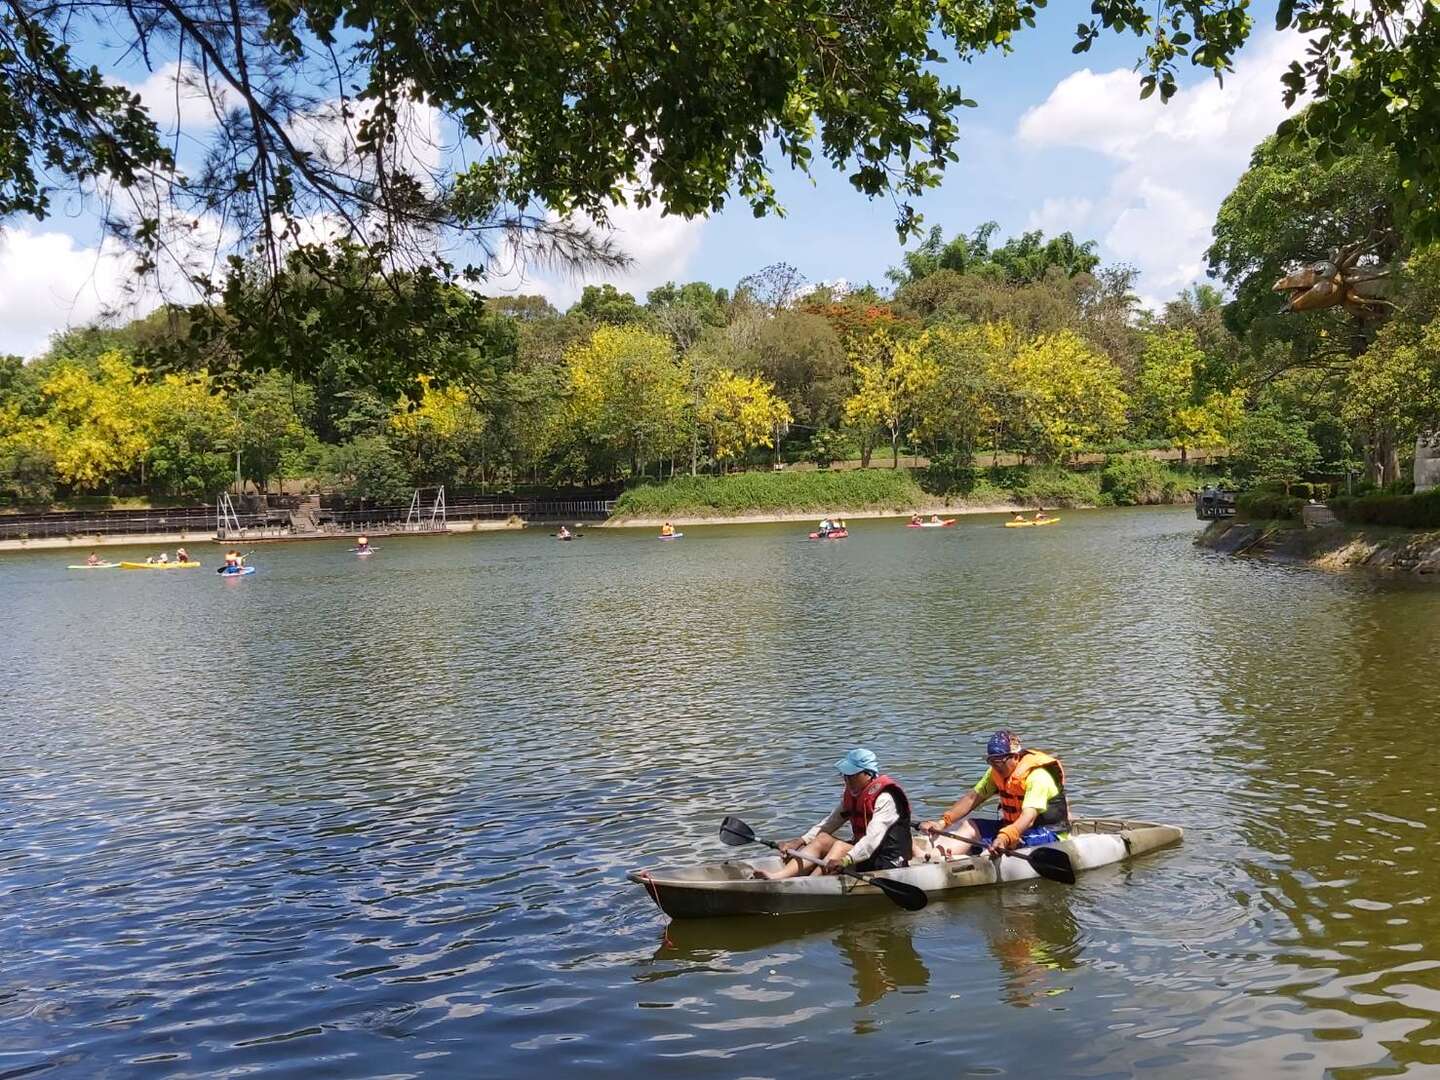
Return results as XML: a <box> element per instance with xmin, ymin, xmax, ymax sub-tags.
<box><xmin>0</xmin><ymin>518</ymin><xmax>522</xmax><ymax>552</ymax></box>
<box><xmin>1196</xmin><ymin>519</ymin><xmax>1440</xmax><ymax>575</ymax></box>
<box><xmin>602</xmin><ymin>503</ymin><xmax>1058</xmax><ymax>528</ymax></box>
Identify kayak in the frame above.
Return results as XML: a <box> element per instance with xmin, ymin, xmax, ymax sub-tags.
<box><xmin>68</xmin><ymin>563</ymin><xmax>118</xmax><ymax>570</ymax></box>
<box><xmin>658</xmin><ymin>532</ymin><xmax>684</xmax><ymax>540</ymax></box>
<box><xmin>556</xmin><ymin>535</ymin><xmax>576</xmax><ymax>541</ymax></box>
<box><xmin>628</xmin><ymin>817</ymin><xmax>1182</xmax><ymax>919</ymax></box>
<box><xmin>1004</xmin><ymin>517</ymin><xmax>1060</xmax><ymax>528</ymax></box>
<box><xmin>119</xmin><ymin>561</ymin><xmax>202</xmax><ymax>570</ymax></box>
<box><xmin>352</xmin><ymin>548</ymin><xmax>377</xmax><ymax>555</ymax></box>
<box><xmin>218</xmin><ymin>565</ymin><xmax>256</xmax><ymax>576</ymax></box>
<box><xmin>808</xmin><ymin>529</ymin><xmax>848</xmax><ymax>540</ymax></box>
<box><xmin>907</xmin><ymin>520</ymin><xmax>956</xmax><ymax>528</ymax></box>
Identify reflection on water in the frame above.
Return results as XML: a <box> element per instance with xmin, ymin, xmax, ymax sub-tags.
<box><xmin>3</xmin><ymin>509</ymin><xmax>1440</xmax><ymax>1077</ymax></box>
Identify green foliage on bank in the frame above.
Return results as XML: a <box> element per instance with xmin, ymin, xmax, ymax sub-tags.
<box><xmin>1236</xmin><ymin>490</ymin><xmax>1305</xmax><ymax>521</ymax></box>
<box><xmin>612</xmin><ymin>470</ymin><xmax>928</xmax><ymax>518</ymax></box>
<box><xmin>1329</xmin><ymin>488</ymin><xmax>1440</xmax><ymax>528</ymax></box>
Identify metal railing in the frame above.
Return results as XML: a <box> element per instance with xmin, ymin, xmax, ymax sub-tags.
<box><xmin>0</xmin><ymin>508</ymin><xmax>222</xmax><ymax>541</ymax></box>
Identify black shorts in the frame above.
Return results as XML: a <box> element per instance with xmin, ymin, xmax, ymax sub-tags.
<box><xmin>852</xmin><ymin>852</ymin><xmax>907</xmax><ymax>872</ymax></box>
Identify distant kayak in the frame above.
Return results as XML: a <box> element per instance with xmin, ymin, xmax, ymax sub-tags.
<box><xmin>808</xmin><ymin>529</ymin><xmax>848</xmax><ymax>540</ymax></box>
<box><xmin>658</xmin><ymin>533</ymin><xmax>684</xmax><ymax>540</ymax></box>
<box><xmin>907</xmin><ymin>520</ymin><xmax>956</xmax><ymax>528</ymax></box>
<box><xmin>351</xmin><ymin>548</ymin><xmax>377</xmax><ymax>555</ymax></box>
<box><xmin>119</xmin><ymin>561</ymin><xmax>202</xmax><ymax>570</ymax></box>
<box><xmin>68</xmin><ymin>562</ymin><xmax>118</xmax><ymax>570</ymax></box>
<box><xmin>218</xmin><ymin>565</ymin><xmax>256</xmax><ymax>576</ymax></box>
<box><xmin>1004</xmin><ymin>517</ymin><xmax>1060</xmax><ymax>528</ymax></box>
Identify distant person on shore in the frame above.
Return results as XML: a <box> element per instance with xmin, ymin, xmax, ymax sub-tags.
<box><xmin>754</xmin><ymin>748</ymin><xmax>914</xmax><ymax>880</ymax></box>
<box><xmin>660</xmin><ymin>522</ymin><xmax>675</xmax><ymax>537</ymax></box>
<box><xmin>85</xmin><ymin>552</ymin><xmax>101</xmax><ymax>566</ymax></box>
<box><xmin>176</xmin><ymin>547</ymin><xmax>190</xmax><ymax>564</ymax></box>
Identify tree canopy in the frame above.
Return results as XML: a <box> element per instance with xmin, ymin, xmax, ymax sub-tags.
<box><xmin>8</xmin><ymin>0</ymin><xmax>1440</xmax><ymax>298</ymax></box>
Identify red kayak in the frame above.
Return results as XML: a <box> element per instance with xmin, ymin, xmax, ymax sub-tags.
<box><xmin>808</xmin><ymin>529</ymin><xmax>849</xmax><ymax>540</ymax></box>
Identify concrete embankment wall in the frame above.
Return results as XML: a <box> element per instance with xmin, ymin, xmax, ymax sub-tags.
<box><xmin>1197</xmin><ymin>519</ymin><xmax>1440</xmax><ymax>575</ymax></box>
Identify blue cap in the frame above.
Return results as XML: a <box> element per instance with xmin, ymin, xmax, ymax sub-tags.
<box><xmin>835</xmin><ymin>748</ymin><xmax>879</xmax><ymax>776</ymax></box>
<box><xmin>986</xmin><ymin>730</ymin><xmax>1021</xmax><ymax>758</ymax></box>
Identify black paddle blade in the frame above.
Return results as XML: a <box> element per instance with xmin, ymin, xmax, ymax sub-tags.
<box><xmin>1028</xmin><ymin>846</ymin><xmax>1077</xmax><ymax>885</ymax></box>
<box><xmin>868</xmin><ymin>875</ymin><xmax>928</xmax><ymax>911</ymax></box>
<box><xmin>718</xmin><ymin>816</ymin><xmax>756</xmax><ymax>847</ymax></box>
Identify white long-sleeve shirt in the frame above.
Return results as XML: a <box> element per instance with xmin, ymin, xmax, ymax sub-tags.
<box><xmin>802</xmin><ymin>792</ymin><xmax>899</xmax><ymax>864</ymax></box>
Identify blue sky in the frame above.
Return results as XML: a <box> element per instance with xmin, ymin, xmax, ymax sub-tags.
<box><xmin>0</xmin><ymin>3</ymin><xmax>1299</xmax><ymax>356</ymax></box>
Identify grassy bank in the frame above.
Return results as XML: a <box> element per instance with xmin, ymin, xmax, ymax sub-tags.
<box><xmin>609</xmin><ymin>458</ymin><xmax>1204</xmax><ymax>522</ymax></box>
<box><xmin>611</xmin><ymin>470</ymin><xmax>929</xmax><ymax>519</ymax></box>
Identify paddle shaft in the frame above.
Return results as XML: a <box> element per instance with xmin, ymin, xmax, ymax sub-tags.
<box><xmin>763</xmin><ymin>837</ymin><xmax>922</xmax><ymax>898</ymax></box>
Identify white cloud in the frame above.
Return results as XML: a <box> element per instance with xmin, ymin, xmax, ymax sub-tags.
<box><xmin>131</xmin><ymin>63</ymin><xmax>224</xmax><ymax>135</ymax></box>
<box><xmin>0</xmin><ymin>230</ymin><xmax>139</xmax><ymax>357</ymax></box>
<box><xmin>483</xmin><ymin>198</ymin><xmax>705</xmax><ymax>309</ymax></box>
<box><xmin>1017</xmin><ymin>29</ymin><xmax>1302</xmax><ymax>302</ymax></box>
<box><xmin>1026</xmin><ymin>196</ymin><xmax>1095</xmax><ymax>238</ymax></box>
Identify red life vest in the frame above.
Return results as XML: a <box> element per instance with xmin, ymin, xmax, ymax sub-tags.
<box><xmin>995</xmin><ymin>750</ymin><xmax>1068</xmax><ymax>827</ymax></box>
<box><xmin>840</xmin><ymin>774</ymin><xmax>913</xmax><ymax>864</ymax></box>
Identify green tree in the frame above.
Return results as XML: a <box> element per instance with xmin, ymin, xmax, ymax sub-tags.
<box><xmin>388</xmin><ymin>375</ymin><xmax>490</xmax><ymax>486</ymax></box>
<box><xmin>236</xmin><ymin>372</ymin><xmax>315</xmax><ymax>493</ymax></box>
<box><xmin>571</xmin><ymin>285</ymin><xmax>647</xmax><ymax>326</ymax></box>
<box><xmin>1232</xmin><ymin>409</ymin><xmax>1320</xmax><ymax>490</ymax></box>
<box><xmin>323</xmin><ymin>436</ymin><xmax>413</xmax><ymax>503</ymax></box>
<box><xmin>37</xmin><ymin>352</ymin><xmax>152</xmax><ymax>491</ymax></box>
<box><xmin>1134</xmin><ymin>328</ymin><xmax>1240</xmax><ymax>461</ymax></box>
<box><xmin>144</xmin><ymin>371</ymin><xmax>239</xmax><ymax>498</ymax></box>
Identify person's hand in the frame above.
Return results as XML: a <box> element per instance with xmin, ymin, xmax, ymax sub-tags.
<box><xmin>822</xmin><ymin>852</ymin><xmax>849</xmax><ymax>874</ymax></box>
<box><xmin>919</xmin><ymin>819</ymin><xmax>945</xmax><ymax>836</ymax></box>
<box><xmin>990</xmin><ymin>826</ymin><xmax>1022</xmax><ymax>854</ymax></box>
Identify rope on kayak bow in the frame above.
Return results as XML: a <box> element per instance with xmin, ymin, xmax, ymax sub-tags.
<box><xmin>637</xmin><ymin>872</ymin><xmax>672</xmax><ymax>944</ymax></box>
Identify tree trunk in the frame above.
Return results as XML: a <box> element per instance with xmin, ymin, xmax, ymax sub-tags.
<box><xmin>1179</xmin><ymin>445</ymin><xmax>1188</xmax><ymax>465</ymax></box>
<box><xmin>891</xmin><ymin>426</ymin><xmax>900</xmax><ymax>469</ymax></box>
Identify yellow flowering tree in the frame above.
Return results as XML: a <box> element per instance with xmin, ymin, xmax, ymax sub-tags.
<box><xmin>697</xmin><ymin>370</ymin><xmax>792</xmax><ymax>469</ymax></box>
<box><xmin>1002</xmin><ymin>331</ymin><xmax>1129</xmax><ymax>462</ymax></box>
<box><xmin>842</xmin><ymin>329</ymin><xmax>939</xmax><ymax>467</ymax></box>
<box><xmin>389</xmin><ymin>374</ymin><xmax>489</xmax><ymax>486</ymax></box>
<box><xmin>565</xmin><ymin>324</ymin><xmax>687</xmax><ymax>478</ymax></box>
<box><xmin>39</xmin><ymin>352</ymin><xmax>153</xmax><ymax>490</ymax></box>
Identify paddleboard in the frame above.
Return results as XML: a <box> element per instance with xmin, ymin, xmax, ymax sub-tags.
<box><xmin>658</xmin><ymin>533</ymin><xmax>684</xmax><ymax>540</ymax></box>
<box><xmin>218</xmin><ymin>566</ymin><xmax>256</xmax><ymax>576</ymax></box>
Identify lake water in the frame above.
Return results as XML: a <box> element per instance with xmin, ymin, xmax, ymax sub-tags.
<box><xmin>4</xmin><ymin>508</ymin><xmax>1440</xmax><ymax>1078</ymax></box>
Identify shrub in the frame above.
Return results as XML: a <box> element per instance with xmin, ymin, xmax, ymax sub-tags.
<box><xmin>1236</xmin><ymin>490</ymin><xmax>1303</xmax><ymax>521</ymax></box>
<box><xmin>921</xmin><ymin>450</ymin><xmax>979</xmax><ymax>495</ymax></box>
<box><xmin>1101</xmin><ymin>455</ymin><xmax>1189</xmax><ymax>506</ymax></box>
<box><xmin>1014</xmin><ymin>465</ymin><xmax>1104</xmax><ymax>508</ymax></box>
<box><xmin>1329</xmin><ymin>487</ymin><xmax>1440</xmax><ymax>528</ymax></box>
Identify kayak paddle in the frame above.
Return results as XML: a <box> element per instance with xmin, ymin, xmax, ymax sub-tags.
<box><xmin>718</xmin><ymin>816</ymin><xmax>927</xmax><ymax>911</ymax></box>
<box><xmin>910</xmin><ymin>821</ymin><xmax>1076</xmax><ymax>885</ymax></box>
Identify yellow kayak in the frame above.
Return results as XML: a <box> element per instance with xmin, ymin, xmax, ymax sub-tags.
<box><xmin>1004</xmin><ymin>517</ymin><xmax>1061</xmax><ymax>528</ymax></box>
<box><xmin>118</xmin><ymin>561</ymin><xmax>203</xmax><ymax>570</ymax></box>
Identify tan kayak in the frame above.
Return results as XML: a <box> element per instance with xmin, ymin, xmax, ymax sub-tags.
<box><xmin>629</xmin><ymin>817</ymin><xmax>1182</xmax><ymax>918</ymax></box>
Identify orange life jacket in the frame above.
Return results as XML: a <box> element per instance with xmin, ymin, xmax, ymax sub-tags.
<box><xmin>840</xmin><ymin>774</ymin><xmax>913</xmax><ymax>865</ymax></box>
<box><xmin>996</xmin><ymin>750</ymin><xmax>1069</xmax><ymax>827</ymax></box>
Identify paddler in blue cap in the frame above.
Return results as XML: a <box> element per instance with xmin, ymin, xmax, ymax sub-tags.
<box><xmin>919</xmin><ymin>730</ymin><xmax>1070</xmax><ymax>858</ymax></box>
<box><xmin>754</xmin><ymin>748</ymin><xmax>914</xmax><ymax>880</ymax></box>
